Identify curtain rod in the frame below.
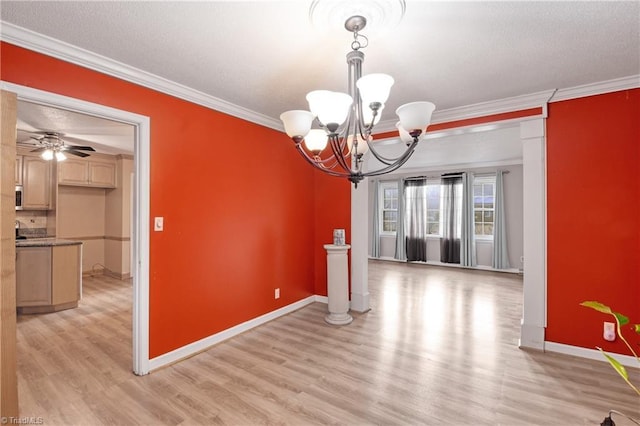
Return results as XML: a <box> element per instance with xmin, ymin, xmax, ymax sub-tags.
<box><xmin>401</xmin><ymin>171</ymin><xmax>510</xmax><ymax>182</ymax></box>
<box><xmin>381</xmin><ymin>170</ymin><xmax>509</xmax><ymax>182</ymax></box>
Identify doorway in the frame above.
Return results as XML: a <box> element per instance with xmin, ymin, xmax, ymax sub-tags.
<box><xmin>3</xmin><ymin>82</ymin><xmax>151</xmax><ymax>375</ymax></box>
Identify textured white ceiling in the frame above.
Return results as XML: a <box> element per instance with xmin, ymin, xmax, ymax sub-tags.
<box><xmin>2</xmin><ymin>1</ymin><xmax>639</xmax><ymax>161</ymax></box>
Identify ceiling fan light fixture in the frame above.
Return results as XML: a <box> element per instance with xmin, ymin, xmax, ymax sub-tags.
<box><xmin>41</xmin><ymin>149</ymin><xmax>54</xmax><ymax>161</ymax></box>
<box><xmin>55</xmin><ymin>151</ymin><xmax>67</xmax><ymax>162</ymax></box>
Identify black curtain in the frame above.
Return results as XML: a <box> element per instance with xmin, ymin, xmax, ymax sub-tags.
<box><xmin>440</xmin><ymin>175</ymin><xmax>462</xmax><ymax>264</ymax></box>
<box><xmin>404</xmin><ymin>179</ymin><xmax>427</xmax><ymax>262</ymax></box>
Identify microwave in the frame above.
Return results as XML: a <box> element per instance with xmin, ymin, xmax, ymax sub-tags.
<box><xmin>15</xmin><ymin>185</ymin><xmax>23</xmax><ymax>210</ymax></box>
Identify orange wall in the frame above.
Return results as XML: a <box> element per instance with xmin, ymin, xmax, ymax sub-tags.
<box><xmin>313</xmin><ymin>170</ymin><xmax>352</xmax><ymax>296</ymax></box>
<box><xmin>546</xmin><ymin>89</ymin><xmax>640</xmax><ymax>354</ymax></box>
<box><xmin>1</xmin><ymin>42</ymin><xmax>345</xmax><ymax>357</ymax></box>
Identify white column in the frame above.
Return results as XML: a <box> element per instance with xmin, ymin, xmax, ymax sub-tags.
<box><xmin>324</xmin><ymin>244</ymin><xmax>353</xmax><ymax>325</ymax></box>
<box><xmin>350</xmin><ymin>179</ymin><xmax>370</xmax><ymax>312</ymax></box>
<box><xmin>520</xmin><ymin>118</ymin><xmax>546</xmax><ymax>350</ymax></box>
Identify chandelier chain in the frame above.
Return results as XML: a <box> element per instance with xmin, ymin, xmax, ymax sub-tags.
<box><xmin>351</xmin><ymin>30</ymin><xmax>368</xmax><ymax>51</ymax></box>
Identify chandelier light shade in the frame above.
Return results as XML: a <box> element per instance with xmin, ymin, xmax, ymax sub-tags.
<box><xmin>396</xmin><ymin>101</ymin><xmax>436</xmax><ymax>133</ymax></box>
<box><xmin>280</xmin><ymin>14</ymin><xmax>436</xmax><ymax>186</ymax></box>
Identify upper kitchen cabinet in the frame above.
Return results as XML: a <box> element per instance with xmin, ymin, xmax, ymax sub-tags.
<box><xmin>22</xmin><ymin>155</ymin><xmax>51</xmax><ymax>209</ymax></box>
<box><xmin>58</xmin><ymin>155</ymin><xmax>117</xmax><ymax>188</ymax></box>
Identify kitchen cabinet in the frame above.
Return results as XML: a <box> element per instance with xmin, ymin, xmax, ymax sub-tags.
<box><xmin>15</xmin><ymin>246</ymin><xmax>51</xmax><ymax>306</ymax></box>
<box><xmin>58</xmin><ymin>157</ymin><xmax>116</xmax><ymax>188</ymax></box>
<box><xmin>16</xmin><ymin>241</ymin><xmax>82</xmax><ymax>314</ymax></box>
<box><xmin>21</xmin><ymin>155</ymin><xmax>51</xmax><ymax>209</ymax></box>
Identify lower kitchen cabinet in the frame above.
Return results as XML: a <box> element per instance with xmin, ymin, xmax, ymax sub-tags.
<box><xmin>16</xmin><ymin>241</ymin><xmax>82</xmax><ymax>314</ymax></box>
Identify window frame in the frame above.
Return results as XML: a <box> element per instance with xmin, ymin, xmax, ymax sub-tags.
<box><xmin>424</xmin><ymin>178</ymin><xmax>442</xmax><ymax>238</ymax></box>
<box><xmin>473</xmin><ymin>176</ymin><xmax>496</xmax><ymax>240</ymax></box>
<box><xmin>379</xmin><ymin>181</ymin><xmax>399</xmax><ymax>235</ymax></box>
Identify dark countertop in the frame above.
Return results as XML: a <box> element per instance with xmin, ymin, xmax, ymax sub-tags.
<box><xmin>16</xmin><ymin>238</ymin><xmax>83</xmax><ymax>248</ymax></box>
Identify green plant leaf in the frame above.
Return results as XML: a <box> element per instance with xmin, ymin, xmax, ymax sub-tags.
<box><xmin>580</xmin><ymin>301</ymin><xmax>612</xmax><ymax>314</ymax></box>
<box><xmin>598</xmin><ymin>347</ymin><xmax>629</xmax><ymax>381</ymax></box>
<box><xmin>613</xmin><ymin>312</ymin><xmax>630</xmax><ymax>326</ymax></box>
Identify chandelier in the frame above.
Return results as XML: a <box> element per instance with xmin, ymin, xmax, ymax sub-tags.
<box><xmin>280</xmin><ymin>15</ymin><xmax>436</xmax><ymax>187</ymax></box>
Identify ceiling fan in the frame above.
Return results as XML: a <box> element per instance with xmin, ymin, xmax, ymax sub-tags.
<box><xmin>19</xmin><ymin>131</ymin><xmax>96</xmax><ymax>160</ymax></box>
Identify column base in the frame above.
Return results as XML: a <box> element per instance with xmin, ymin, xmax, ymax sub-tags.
<box><xmin>325</xmin><ymin>312</ymin><xmax>353</xmax><ymax>325</ymax></box>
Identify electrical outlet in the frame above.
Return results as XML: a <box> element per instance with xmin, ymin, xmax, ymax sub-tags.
<box><xmin>603</xmin><ymin>322</ymin><xmax>616</xmax><ymax>342</ymax></box>
<box><xmin>274</xmin><ymin>288</ymin><xmax>280</xmax><ymax>299</ymax></box>
<box><xmin>154</xmin><ymin>217</ymin><xmax>164</xmax><ymax>231</ymax></box>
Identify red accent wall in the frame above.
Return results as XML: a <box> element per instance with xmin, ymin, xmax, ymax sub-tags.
<box><xmin>0</xmin><ymin>42</ymin><xmax>351</xmax><ymax>357</ymax></box>
<box><xmin>546</xmin><ymin>89</ymin><xmax>640</xmax><ymax>355</ymax></box>
<box><xmin>313</xmin><ymin>170</ymin><xmax>352</xmax><ymax>296</ymax></box>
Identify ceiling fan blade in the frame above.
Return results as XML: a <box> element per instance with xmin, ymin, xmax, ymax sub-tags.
<box><xmin>30</xmin><ymin>147</ymin><xmax>46</xmax><ymax>153</ymax></box>
<box><xmin>67</xmin><ymin>145</ymin><xmax>96</xmax><ymax>151</ymax></box>
<box><xmin>65</xmin><ymin>149</ymin><xmax>90</xmax><ymax>158</ymax></box>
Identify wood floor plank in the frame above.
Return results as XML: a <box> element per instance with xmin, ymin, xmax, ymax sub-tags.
<box><xmin>16</xmin><ymin>261</ymin><xmax>640</xmax><ymax>425</ymax></box>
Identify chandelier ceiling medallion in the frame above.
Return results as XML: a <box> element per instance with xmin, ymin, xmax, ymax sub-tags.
<box><xmin>280</xmin><ymin>2</ymin><xmax>435</xmax><ymax>187</ymax></box>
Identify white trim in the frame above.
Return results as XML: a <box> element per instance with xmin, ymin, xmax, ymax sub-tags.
<box><xmin>386</xmin><ymin>159</ymin><xmax>524</xmax><ymax>177</ymax></box>
<box><xmin>149</xmin><ymin>296</ymin><xmax>320</xmax><ymax>371</ymax></box>
<box><xmin>1</xmin><ymin>81</ymin><xmax>152</xmax><ymax>375</ymax></box>
<box><xmin>370</xmin><ymin>256</ymin><xmax>521</xmax><ymax>274</ymax></box>
<box><xmin>545</xmin><ymin>341</ymin><xmax>639</xmax><ymax>369</ymax></box>
<box><xmin>314</xmin><ymin>295</ymin><xmax>329</xmax><ymax>304</ymax></box>
<box><xmin>550</xmin><ymin>75</ymin><xmax>640</xmax><ymax>103</ymax></box>
<box><xmin>3</xmin><ymin>21</ymin><xmax>637</xmax><ymax>135</ymax></box>
<box><xmin>519</xmin><ymin>118</ymin><xmax>547</xmax><ymax>351</ymax></box>
<box><xmin>0</xmin><ymin>22</ymin><xmax>280</xmax><ymax>131</ymax></box>
<box><xmin>350</xmin><ymin>178</ymin><xmax>370</xmax><ymax>312</ymax></box>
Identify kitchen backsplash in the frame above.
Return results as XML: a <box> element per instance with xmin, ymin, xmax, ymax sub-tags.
<box><xmin>16</xmin><ymin>211</ymin><xmax>49</xmax><ymax>237</ymax></box>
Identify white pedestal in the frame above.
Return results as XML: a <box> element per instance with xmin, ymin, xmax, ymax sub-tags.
<box><xmin>323</xmin><ymin>244</ymin><xmax>353</xmax><ymax>325</ymax></box>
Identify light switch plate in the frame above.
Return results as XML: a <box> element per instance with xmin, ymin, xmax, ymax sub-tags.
<box><xmin>154</xmin><ymin>217</ymin><xmax>164</xmax><ymax>231</ymax></box>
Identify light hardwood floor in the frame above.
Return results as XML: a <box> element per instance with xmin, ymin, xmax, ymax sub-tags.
<box><xmin>16</xmin><ymin>261</ymin><xmax>640</xmax><ymax>425</ymax></box>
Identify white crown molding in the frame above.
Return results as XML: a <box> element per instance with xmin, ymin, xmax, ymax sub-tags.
<box><xmin>0</xmin><ymin>21</ymin><xmax>282</xmax><ymax>131</ymax></box>
<box><xmin>3</xmin><ymin>21</ymin><xmax>638</xmax><ymax>134</ymax></box>
<box><xmin>549</xmin><ymin>75</ymin><xmax>640</xmax><ymax>103</ymax></box>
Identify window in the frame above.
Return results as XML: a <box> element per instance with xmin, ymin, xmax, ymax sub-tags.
<box><xmin>473</xmin><ymin>177</ymin><xmax>495</xmax><ymax>237</ymax></box>
<box><xmin>425</xmin><ymin>181</ymin><xmax>441</xmax><ymax>235</ymax></box>
<box><xmin>380</xmin><ymin>182</ymin><xmax>398</xmax><ymax>233</ymax></box>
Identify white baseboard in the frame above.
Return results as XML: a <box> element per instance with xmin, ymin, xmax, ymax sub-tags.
<box><xmin>370</xmin><ymin>256</ymin><xmax>521</xmax><ymax>274</ymax></box>
<box><xmin>149</xmin><ymin>295</ymin><xmax>323</xmax><ymax>371</ymax></box>
<box><xmin>545</xmin><ymin>341</ymin><xmax>639</xmax><ymax>369</ymax></box>
<box><xmin>314</xmin><ymin>295</ymin><xmax>328</xmax><ymax>304</ymax></box>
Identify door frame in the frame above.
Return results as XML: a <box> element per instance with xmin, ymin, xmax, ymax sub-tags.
<box><xmin>2</xmin><ymin>82</ymin><xmax>151</xmax><ymax>375</ymax></box>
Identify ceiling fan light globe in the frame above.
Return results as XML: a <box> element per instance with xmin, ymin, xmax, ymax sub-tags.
<box><xmin>303</xmin><ymin>129</ymin><xmax>329</xmax><ymax>153</ymax></box>
<box><xmin>306</xmin><ymin>90</ymin><xmax>352</xmax><ymax>128</ymax></box>
<box><xmin>357</xmin><ymin>73</ymin><xmax>394</xmax><ymax>106</ymax></box>
<box><xmin>280</xmin><ymin>110</ymin><xmax>314</xmax><ymax>138</ymax></box>
<box><xmin>41</xmin><ymin>149</ymin><xmax>54</xmax><ymax>161</ymax></box>
<box><xmin>55</xmin><ymin>151</ymin><xmax>67</xmax><ymax>162</ymax></box>
<box><xmin>396</xmin><ymin>101</ymin><xmax>436</xmax><ymax>133</ymax></box>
